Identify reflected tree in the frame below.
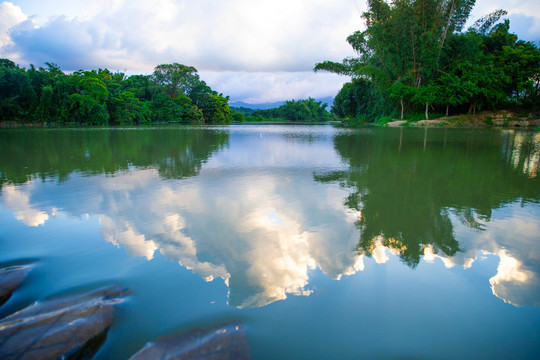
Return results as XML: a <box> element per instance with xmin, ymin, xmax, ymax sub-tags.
<box><xmin>315</xmin><ymin>128</ymin><xmax>540</xmax><ymax>267</ymax></box>
<box><xmin>0</xmin><ymin>128</ymin><xmax>229</xmax><ymax>186</ymax></box>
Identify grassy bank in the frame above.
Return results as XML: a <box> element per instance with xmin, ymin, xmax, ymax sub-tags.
<box><xmin>338</xmin><ymin>109</ymin><xmax>540</xmax><ymax>129</ymax></box>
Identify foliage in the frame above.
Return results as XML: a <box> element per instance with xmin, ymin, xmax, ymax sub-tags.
<box><xmin>315</xmin><ymin>0</ymin><xmax>540</xmax><ymax>121</ymax></box>
<box><xmin>332</xmin><ymin>78</ymin><xmax>395</xmax><ymax>120</ymax></box>
<box><xmin>252</xmin><ymin>98</ymin><xmax>330</xmax><ymax>122</ymax></box>
<box><xmin>230</xmin><ymin>106</ymin><xmax>256</xmax><ymax>116</ymax></box>
<box><xmin>152</xmin><ymin>63</ymin><xmax>200</xmax><ymax>99</ymax></box>
<box><xmin>231</xmin><ymin>111</ymin><xmax>246</xmax><ymax>122</ymax></box>
<box><xmin>196</xmin><ymin>93</ymin><xmax>232</xmax><ymax>124</ymax></box>
<box><xmin>0</xmin><ymin>61</ymin><xmax>232</xmax><ymax>125</ymax></box>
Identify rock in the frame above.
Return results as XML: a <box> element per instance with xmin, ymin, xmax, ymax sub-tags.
<box><xmin>0</xmin><ymin>285</ymin><xmax>129</xmax><ymax>360</ymax></box>
<box><xmin>130</xmin><ymin>322</ymin><xmax>251</xmax><ymax>360</ymax></box>
<box><xmin>0</xmin><ymin>263</ymin><xmax>33</xmax><ymax>307</ymax></box>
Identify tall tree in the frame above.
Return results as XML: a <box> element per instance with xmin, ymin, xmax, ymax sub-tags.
<box><xmin>152</xmin><ymin>63</ymin><xmax>200</xmax><ymax>99</ymax></box>
<box><xmin>315</xmin><ymin>0</ymin><xmax>479</xmax><ymax>119</ymax></box>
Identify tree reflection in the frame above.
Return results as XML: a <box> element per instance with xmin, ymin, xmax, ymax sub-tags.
<box><xmin>315</xmin><ymin>128</ymin><xmax>540</xmax><ymax>268</ymax></box>
<box><xmin>0</xmin><ymin>128</ymin><xmax>229</xmax><ymax>185</ymax></box>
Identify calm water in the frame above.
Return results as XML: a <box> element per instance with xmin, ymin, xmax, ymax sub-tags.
<box><xmin>1</xmin><ymin>125</ymin><xmax>540</xmax><ymax>359</ymax></box>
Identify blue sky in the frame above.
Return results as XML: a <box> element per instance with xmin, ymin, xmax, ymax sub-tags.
<box><xmin>1</xmin><ymin>0</ymin><xmax>539</xmax><ymax>104</ymax></box>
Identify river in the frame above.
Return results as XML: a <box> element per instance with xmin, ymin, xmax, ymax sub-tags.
<box><xmin>1</xmin><ymin>125</ymin><xmax>539</xmax><ymax>359</ymax></box>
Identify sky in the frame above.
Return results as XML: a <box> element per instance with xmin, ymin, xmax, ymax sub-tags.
<box><xmin>1</xmin><ymin>0</ymin><xmax>539</xmax><ymax>104</ymax></box>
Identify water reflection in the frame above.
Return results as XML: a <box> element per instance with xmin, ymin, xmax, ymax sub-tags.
<box><xmin>0</xmin><ymin>127</ymin><xmax>229</xmax><ymax>185</ymax></box>
<box><xmin>316</xmin><ymin>128</ymin><xmax>540</xmax><ymax>306</ymax></box>
<box><xmin>2</xmin><ymin>184</ymin><xmax>52</xmax><ymax>226</ymax></box>
<box><xmin>1</xmin><ymin>126</ymin><xmax>365</xmax><ymax>308</ymax></box>
<box><xmin>1</xmin><ymin>126</ymin><xmax>539</xmax><ymax>308</ymax></box>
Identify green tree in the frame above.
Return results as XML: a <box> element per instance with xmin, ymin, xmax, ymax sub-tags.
<box><xmin>412</xmin><ymin>84</ymin><xmax>438</xmax><ymax>119</ymax></box>
<box><xmin>196</xmin><ymin>93</ymin><xmax>231</xmax><ymax>124</ymax></box>
<box><xmin>110</xmin><ymin>91</ymin><xmax>151</xmax><ymax>125</ymax></box>
<box><xmin>152</xmin><ymin>63</ymin><xmax>200</xmax><ymax>99</ymax></box>
<box><xmin>65</xmin><ymin>72</ymin><xmax>110</xmax><ymax>124</ymax></box>
<box><xmin>389</xmin><ymin>82</ymin><xmax>414</xmax><ymax>119</ymax></box>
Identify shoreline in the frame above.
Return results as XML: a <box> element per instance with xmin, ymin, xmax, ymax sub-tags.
<box><xmin>386</xmin><ymin>110</ymin><xmax>540</xmax><ymax>128</ymax></box>
<box><xmin>2</xmin><ymin>111</ymin><xmax>539</xmax><ymax>129</ymax></box>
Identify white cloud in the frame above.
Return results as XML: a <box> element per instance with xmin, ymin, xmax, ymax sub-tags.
<box><xmin>0</xmin><ymin>2</ymin><xmax>27</xmax><ymax>60</ymax></box>
<box><xmin>201</xmin><ymin>71</ymin><xmax>346</xmax><ymax>106</ymax></box>
<box><xmin>4</xmin><ymin>0</ymin><xmax>360</xmax><ymax>72</ymax></box>
<box><xmin>2</xmin><ymin>183</ymin><xmax>52</xmax><ymax>227</ymax></box>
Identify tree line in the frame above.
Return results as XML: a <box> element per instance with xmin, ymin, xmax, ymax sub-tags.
<box><xmin>230</xmin><ymin>98</ymin><xmax>331</xmax><ymax>122</ymax></box>
<box><xmin>249</xmin><ymin>98</ymin><xmax>331</xmax><ymax>122</ymax></box>
<box><xmin>315</xmin><ymin>0</ymin><xmax>540</xmax><ymax>122</ymax></box>
<box><xmin>0</xmin><ymin>60</ymin><xmax>232</xmax><ymax>125</ymax></box>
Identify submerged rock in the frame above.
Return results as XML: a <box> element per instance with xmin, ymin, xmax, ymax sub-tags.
<box><xmin>0</xmin><ymin>264</ymin><xmax>32</xmax><ymax>307</ymax></box>
<box><xmin>0</xmin><ymin>285</ymin><xmax>129</xmax><ymax>360</ymax></box>
<box><xmin>130</xmin><ymin>322</ymin><xmax>251</xmax><ymax>360</ymax></box>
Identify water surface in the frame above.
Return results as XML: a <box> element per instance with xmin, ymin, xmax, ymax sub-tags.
<box><xmin>1</xmin><ymin>125</ymin><xmax>539</xmax><ymax>359</ymax></box>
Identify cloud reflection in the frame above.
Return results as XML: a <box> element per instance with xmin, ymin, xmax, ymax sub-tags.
<box><xmin>2</xmin><ymin>183</ymin><xmax>52</xmax><ymax>227</ymax></box>
<box><xmin>2</xmin><ymin>168</ymin><xmax>540</xmax><ymax>308</ymax></box>
<box><xmin>91</xmin><ymin>169</ymin><xmax>363</xmax><ymax>308</ymax></box>
<box><xmin>1</xmin><ymin>128</ymin><xmax>539</xmax><ymax>309</ymax></box>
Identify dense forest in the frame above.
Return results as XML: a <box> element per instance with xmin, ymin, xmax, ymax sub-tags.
<box><xmin>231</xmin><ymin>98</ymin><xmax>331</xmax><ymax>122</ymax></box>
<box><xmin>0</xmin><ymin>59</ymin><xmax>331</xmax><ymax>125</ymax></box>
<box><xmin>315</xmin><ymin>0</ymin><xmax>540</xmax><ymax>122</ymax></box>
<box><xmin>249</xmin><ymin>98</ymin><xmax>331</xmax><ymax>122</ymax></box>
<box><xmin>0</xmin><ymin>61</ymin><xmax>233</xmax><ymax>125</ymax></box>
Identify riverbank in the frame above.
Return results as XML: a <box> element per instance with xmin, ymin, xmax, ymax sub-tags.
<box><xmin>386</xmin><ymin>110</ymin><xmax>540</xmax><ymax>128</ymax></box>
<box><xmin>2</xmin><ymin>110</ymin><xmax>539</xmax><ymax>129</ymax></box>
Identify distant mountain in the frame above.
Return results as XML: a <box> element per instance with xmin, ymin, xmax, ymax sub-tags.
<box><xmin>230</xmin><ymin>97</ymin><xmax>334</xmax><ymax>110</ymax></box>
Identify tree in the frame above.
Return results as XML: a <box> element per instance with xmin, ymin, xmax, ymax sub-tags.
<box><xmin>110</xmin><ymin>91</ymin><xmax>151</xmax><ymax>125</ymax></box>
<box><xmin>65</xmin><ymin>72</ymin><xmax>110</xmax><ymax>124</ymax></box>
<box><xmin>314</xmin><ymin>1</ymin><xmax>479</xmax><ymax>120</ymax></box>
<box><xmin>196</xmin><ymin>93</ymin><xmax>231</xmax><ymax>124</ymax></box>
<box><xmin>332</xmin><ymin>78</ymin><xmax>379</xmax><ymax>119</ymax></box>
<box><xmin>389</xmin><ymin>82</ymin><xmax>414</xmax><ymax>119</ymax></box>
<box><xmin>152</xmin><ymin>63</ymin><xmax>200</xmax><ymax>99</ymax></box>
<box><xmin>412</xmin><ymin>84</ymin><xmax>438</xmax><ymax>120</ymax></box>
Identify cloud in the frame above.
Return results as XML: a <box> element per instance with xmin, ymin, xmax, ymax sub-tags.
<box><xmin>507</xmin><ymin>14</ymin><xmax>540</xmax><ymax>43</ymax></box>
<box><xmin>0</xmin><ymin>2</ymin><xmax>27</xmax><ymax>60</ymax></box>
<box><xmin>469</xmin><ymin>0</ymin><xmax>540</xmax><ymax>42</ymax></box>
<box><xmin>201</xmin><ymin>71</ymin><xmax>347</xmax><ymax>104</ymax></box>
<box><xmin>5</xmin><ymin>0</ymin><xmax>360</xmax><ymax>72</ymax></box>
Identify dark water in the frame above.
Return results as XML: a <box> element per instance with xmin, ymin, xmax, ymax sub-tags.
<box><xmin>1</xmin><ymin>125</ymin><xmax>539</xmax><ymax>359</ymax></box>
